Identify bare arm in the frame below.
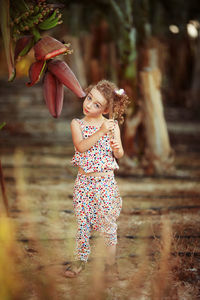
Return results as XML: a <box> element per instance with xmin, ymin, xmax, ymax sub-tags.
<box><xmin>110</xmin><ymin>122</ymin><xmax>124</xmax><ymax>159</ymax></box>
<box><xmin>71</xmin><ymin>119</ymin><xmax>115</xmax><ymax>153</ymax></box>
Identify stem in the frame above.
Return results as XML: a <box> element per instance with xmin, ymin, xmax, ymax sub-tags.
<box><xmin>109</xmin><ymin>98</ymin><xmax>113</xmax><ymax>119</ymax></box>
<box><xmin>40</xmin><ymin>60</ymin><xmax>47</xmax><ymax>76</ymax></box>
<box><xmin>109</xmin><ymin>98</ymin><xmax>114</xmax><ymax>140</ymax></box>
<box><xmin>31</xmin><ymin>27</ymin><xmax>41</xmax><ymax>43</ymax></box>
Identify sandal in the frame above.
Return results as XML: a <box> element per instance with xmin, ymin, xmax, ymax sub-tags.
<box><xmin>64</xmin><ymin>260</ymin><xmax>86</xmax><ymax>278</ymax></box>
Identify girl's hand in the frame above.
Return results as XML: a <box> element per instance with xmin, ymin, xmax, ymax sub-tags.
<box><xmin>100</xmin><ymin>119</ymin><xmax>115</xmax><ymax>135</ymax></box>
<box><xmin>110</xmin><ymin>139</ymin><xmax>120</xmax><ymax>151</ymax></box>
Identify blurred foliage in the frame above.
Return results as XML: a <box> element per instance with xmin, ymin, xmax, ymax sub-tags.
<box><xmin>0</xmin><ymin>122</ymin><xmax>6</xmax><ymax>130</ymax></box>
<box><xmin>2</xmin><ymin>0</ymin><xmax>200</xmax><ymax>82</ymax></box>
<box><xmin>57</xmin><ymin>0</ymin><xmax>200</xmax><ymax>85</ymax></box>
<box><xmin>1</xmin><ymin>0</ymin><xmax>200</xmax><ymax>109</ymax></box>
<box><xmin>59</xmin><ymin>0</ymin><xmax>200</xmax><ymax>37</ymax></box>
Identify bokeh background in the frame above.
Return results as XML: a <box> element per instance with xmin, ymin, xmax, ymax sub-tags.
<box><xmin>0</xmin><ymin>1</ymin><xmax>200</xmax><ymax>299</ymax></box>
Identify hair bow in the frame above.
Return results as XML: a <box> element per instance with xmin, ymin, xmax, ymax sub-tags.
<box><xmin>114</xmin><ymin>88</ymin><xmax>125</xmax><ymax>95</ymax></box>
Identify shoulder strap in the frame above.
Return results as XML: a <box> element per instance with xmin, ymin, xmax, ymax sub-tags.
<box><xmin>74</xmin><ymin>118</ymin><xmax>84</xmax><ymax>125</ymax></box>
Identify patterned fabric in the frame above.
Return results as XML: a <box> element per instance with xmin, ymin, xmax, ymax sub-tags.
<box><xmin>71</xmin><ymin>118</ymin><xmax>119</xmax><ymax>173</ymax></box>
<box><xmin>73</xmin><ymin>173</ymin><xmax>122</xmax><ymax>262</ymax></box>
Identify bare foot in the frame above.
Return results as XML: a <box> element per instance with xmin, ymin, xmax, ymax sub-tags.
<box><xmin>64</xmin><ymin>261</ymin><xmax>85</xmax><ymax>278</ymax></box>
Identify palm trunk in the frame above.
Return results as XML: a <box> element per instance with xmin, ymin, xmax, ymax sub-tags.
<box><xmin>140</xmin><ymin>48</ymin><xmax>175</xmax><ymax>175</ymax></box>
<box><xmin>190</xmin><ymin>35</ymin><xmax>200</xmax><ymax>111</ymax></box>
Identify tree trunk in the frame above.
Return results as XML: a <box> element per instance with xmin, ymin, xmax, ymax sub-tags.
<box><xmin>140</xmin><ymin>48</ymin><xmax>175</xmax><ymax>175</ymax></box>
<box><xmin>190</xmin><ymin>35</ymin><xmax>200</xmax><ymax>111</ymax></box>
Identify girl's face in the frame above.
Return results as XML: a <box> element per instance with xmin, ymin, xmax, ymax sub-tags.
<box><xmin>83</xmin><ymin>88</ymin><xmax>108</xmax><ymax>118</ymax></box>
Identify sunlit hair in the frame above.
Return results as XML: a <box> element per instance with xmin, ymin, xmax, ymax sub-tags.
<box><xmin>84</xmin><ymin>79</ymin><xmax>130</xmax><ymax>124</ymax></box>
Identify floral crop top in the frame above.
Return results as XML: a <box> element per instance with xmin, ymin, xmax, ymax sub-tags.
<box><xmin>71</xmin><ymin>118</ymin><xmax>119</xmax><ymax>173</ymax></box>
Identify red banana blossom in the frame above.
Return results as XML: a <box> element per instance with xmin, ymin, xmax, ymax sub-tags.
<box><xmin>43</xmin><ymin>71</ymin><xmax>64</xmax><ymax>118</ymax></box>
<box><xmin>26</xmin><ymin>35</ymin><xmax>86</xmax><ymax>118</ymax></box>
<box><xmin>42</xmin><ymin>59</ymin><xmax>86</xmax><ymax>118</ymax></box>
<box><xmin>26</xmin><ymin>60</ymin><xmax>46</xmax><ymax>87</ymax></box>
<box><xmin>47</xmin><ymin>59</ymin><xmax>86</xmax><ymax>98</ymax></box>
<box><xmin>34</xmin><ymin>35</ymin><xmax>72</xmax><ymax>61</ymax></box>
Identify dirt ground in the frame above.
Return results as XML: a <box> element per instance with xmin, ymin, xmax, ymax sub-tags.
<box><xmin>0</xmin><ymin>80</ymin><xmax>200</xmax><ymax>299</ymax></box>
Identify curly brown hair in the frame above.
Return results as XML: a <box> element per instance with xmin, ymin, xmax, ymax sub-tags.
<box><xmin>85</xmin><ymin>79</ymin><xmax>130</xmax><ymax>124</ymax></box>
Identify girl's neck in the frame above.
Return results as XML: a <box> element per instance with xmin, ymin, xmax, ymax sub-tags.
<box><xmin>83</xmin><ymin>115</ymin><xmax>105</xmax><ymax>125</ymax></box>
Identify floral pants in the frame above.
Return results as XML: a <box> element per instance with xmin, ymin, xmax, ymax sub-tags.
<box><xmin>72</xmin><ymin>172</ymin><xmax>122</xmax><ymax>262</ymax></box>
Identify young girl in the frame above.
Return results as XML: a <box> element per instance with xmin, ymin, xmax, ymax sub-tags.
<box><xmin>64</xmin><ymin>79</ymin><xmax>129</xmax><ymax>278</ymax></box>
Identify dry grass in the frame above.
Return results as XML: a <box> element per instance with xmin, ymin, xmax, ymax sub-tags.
<box><xmin>0</xmin><ymin>148</ymin><xmax>199</xmax><ymax>300</ymax></box>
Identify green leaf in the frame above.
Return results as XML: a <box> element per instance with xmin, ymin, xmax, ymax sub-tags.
<box><xmin>31</xmin><ymin>27</ymin><xmax>41</xmax><ymax>43</ymax></box>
